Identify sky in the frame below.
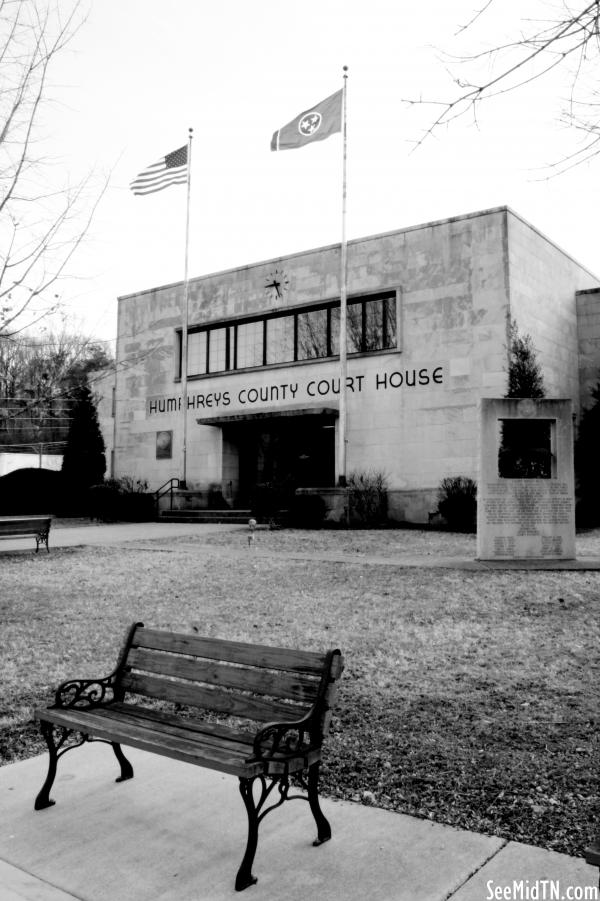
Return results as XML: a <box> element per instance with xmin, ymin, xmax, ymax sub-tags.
<box><xmin>33</xmin><ymin>0</ymin><xmax>600</xmax><ymax>347</ymax></box>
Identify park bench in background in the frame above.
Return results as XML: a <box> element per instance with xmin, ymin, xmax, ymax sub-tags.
<box><xmin>0</xmin><ymin>515</ymin><xmax>52</xmax><ymax>552</ymax></box>
<box><xmin>33</xmin><ymin>622</ymin><xmax>344</xmax><ymax>892</ymax></box>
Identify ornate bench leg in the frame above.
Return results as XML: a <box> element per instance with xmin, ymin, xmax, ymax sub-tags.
<box><xmin>236</xmin><ymin>777</ymin><xmax>260</xmax><ymax>891</ymax></box>
<box><xmin>34</xmin><ymin>529</ymin><xmax>49</xmax><ymax>553</ymax></box>
<box><xmin>112</xmin><ymin>742</ymin><xmax>134</xmax><ymax>782</ymax></box>
<box><xmin>307</xmin><ymin>761</ymin><xmax>331</xmax><ymax>845</ymax></box>
<box><xmin>34</xmin><ymin>721</ymin><xmax>60</xmax><ymax>810</ymax></box>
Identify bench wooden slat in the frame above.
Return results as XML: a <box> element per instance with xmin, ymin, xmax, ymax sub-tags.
<box><xmin>101</xmin><ymin>704</ymin><xmax>318</xmax><ymax>762</ymax></box>
<box><xmin>0</xmin><ymin>515</ymin><xmax>51</xmax><ymax>523</ymax></box>
<box><xmin>121</xmin><ymin>671</ymin><xmax>308</xmax><ymax>723</ymax></box>
<box><xmin>92</xmin><ymin>706</ymin><xmax>257</xmax><ymax>758</ymax></box>
<box><xmin>134</xmin><ymin>627</ymin><xmax>327</xmax><ymax>675</ymax></box>
<box><xmin>0</xmin><ymin>524</ymin><xmax>42</xmax><ymax>535</ymax></box>
<box><xmin>127</xmin><ymin>647</ymin><xmax>321</xmax><ymax>703</ymax></box>
<box><xmin>109</xmin><ymin>702</ymin><xmax>255</xmax><ymax>745</ymax></box>
<box><xmin>36</xmin><ymin>706</ymin><xmax>264</xmax><ymax>776</ymax></box>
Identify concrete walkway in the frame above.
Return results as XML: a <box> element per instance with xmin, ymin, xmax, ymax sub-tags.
<box><xmin>1</xmin><ymin>744</ymin><xmax>596</xmax><ymax>901</ymax></box>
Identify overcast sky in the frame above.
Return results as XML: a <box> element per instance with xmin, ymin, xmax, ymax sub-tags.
<box><xmin>40</xmin><ymin>0</ymin><xmax>600</xmax><ymax>345</ymax></box>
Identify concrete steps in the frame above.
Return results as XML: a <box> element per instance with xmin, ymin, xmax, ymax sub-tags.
<box><xmin>159</xmin><ymin>509</ymin><xmax>252</xmax><ymax>524</ymax></box>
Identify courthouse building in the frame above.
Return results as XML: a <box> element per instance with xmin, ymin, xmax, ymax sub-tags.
<box><xmin>100</xmin><ymin>206</ymin><xmax>600</xmax><ymax>522</ymax></box>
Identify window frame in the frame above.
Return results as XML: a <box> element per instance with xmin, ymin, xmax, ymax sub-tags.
<box><xmin>176</xmin><ymin>287</ymin><xmax>401</xmax><ymax>379</ymax></box>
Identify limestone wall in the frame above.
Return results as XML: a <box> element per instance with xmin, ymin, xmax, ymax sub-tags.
<box><xmin>506</xmin><ymin>211</ymin><xmax>598</xmax><ymax>409</ymax></box>
<box><xmin>110</xmin><ymin>207</ymin><xmax>595</xmax><ymax>522</ymax></box>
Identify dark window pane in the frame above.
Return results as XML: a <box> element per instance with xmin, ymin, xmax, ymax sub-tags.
<box><xmin>330</xmin><ymin>306</ymin><xmax>340</xmax><ymax>355</ymax></box>
<box><xmin>187</xmin><ymin>330</ymin><xmax>207</xmax><ymax>375</ymax></box>
<box><xmin>384</xmin><ymin>296</ymin><xmax>397</xmax><ymax>349</ymax></box>
<box><xmin>363</xmin><ymin>297</ymin><xmax>397</xmax><ymax>351</ymax></box>
<box><xmin>298</xmin><ymin>308</ymin><xmax>328</xmax><ymax>359</ymax></box>
<box><xmin>236</xmin><ymin>320</ymin><xmax>263</xmax><ymax>369</ymax></box>
<box><xmin>208</xmin><ymin>327</ymin><xmax>227</xmax><ymax>373</ymax></box>
<box><xmin>347</xmin><ymin>302</ymin><xmax>363</xmax><ymax>353</ymax></box>
<box><xmin>364</xmin><ymin>299</ymin><xmax>383</xmax><ymax>351</ymax></box>
<box><xmin>266</xmin><ymin>315</ymin><xmax>294</xmax><ymax>364</ymax></box>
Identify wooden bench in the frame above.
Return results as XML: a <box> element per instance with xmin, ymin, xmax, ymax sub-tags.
<box><xmin>585</xmin><ymin>841</ymin><xmax>600</xmax><ymax>887</ymax></box>
<box><xmin>33</xmin><ymin>622</ymin><xmax>344</xmax><ymax>892</ymax></box>
<box><xmin>0</xmin><ymin>515</ymin><xmax>52</xmax><ymax>552</ymax></box>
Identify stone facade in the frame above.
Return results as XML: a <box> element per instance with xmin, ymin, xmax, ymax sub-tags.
<box><xmin>102</xmin><ymin>206</ymin><xmax>599</xmax><ymax>523</ymax></box>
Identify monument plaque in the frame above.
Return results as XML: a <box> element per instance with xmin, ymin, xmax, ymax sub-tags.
<box><xmin>476</xmin><ymin>398</ymin><xmax>575</xmax><ymax>560</ymax></box>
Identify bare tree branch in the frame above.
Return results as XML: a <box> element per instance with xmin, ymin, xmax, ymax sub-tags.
<box><xmin>0</xmin><ymin>0</ymin><xmax>103</xmax><ymax>336</ymax></box>
<box><xmin>406</xmin><ymin>1</ymin><xmax>600</xmax><ymax>171</ymax></box>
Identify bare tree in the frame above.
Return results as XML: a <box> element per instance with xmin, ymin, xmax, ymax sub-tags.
<box><xmin>407</xmin><ymin>1</ymin><xmax>600</xmax><ymax>173</ymax></box>
<box><xmin>0</xmin><ymin>0</ymin><xmax>104</xmax><ymax>337</ymax></box>
<box><xmin>0</xmin><ymin>326</ymin><xmax>113</xmax><ymax>447</ymax></box>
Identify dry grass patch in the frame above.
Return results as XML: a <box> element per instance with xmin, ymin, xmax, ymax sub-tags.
<box><xmin>190</xmin><ymin>526</ymin><xmax>478</xmax><ymax>557</ymax></box>
<box><xmin>169</xmin><ymin>524</ymin><xmax>600</xmax><ymax>559</ymax></box>
<box><xmin>1</xmin><ymin>538</ymin><xmax>599</xmax><ymax>856</ymax></box>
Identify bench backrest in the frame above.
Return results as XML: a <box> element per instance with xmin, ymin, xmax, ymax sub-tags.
<box><xmin>0</xmin><ymin>516</ymin><xmax>51</xmax><ymax>536</ymax></box>
<box><xmin>117</xmin><ymin>623</ymin><xmax>343</xmax><ymax>738</ymax></box>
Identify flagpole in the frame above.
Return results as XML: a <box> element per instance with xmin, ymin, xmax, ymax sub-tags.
<box><xmin>338</xmin><ymin>67</ymin><xmax>348</xmax><ymax>491</ymax></box>
<box><xmin>180</xmin><ymin>126</ymin><xmax>193</xmax><ymax>489</ymax></box>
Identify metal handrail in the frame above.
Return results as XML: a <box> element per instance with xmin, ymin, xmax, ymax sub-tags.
<box><xmin>153</xmin><ymin>477</ymin><xmax>181</xmax><ymax>516</ymax></box>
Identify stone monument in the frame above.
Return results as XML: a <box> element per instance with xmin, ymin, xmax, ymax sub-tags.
<box><xmin>477</xmin><ymin>398</ymin><xmax>575</xmax><ymax>560</ymax></box>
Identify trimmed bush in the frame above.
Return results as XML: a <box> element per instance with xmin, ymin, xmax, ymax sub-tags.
<box><xmin>289</xmin><ymin>494</ymin><xmax>326</xmax><ymax>529</ymax></box>
<box><xmin>88</xmin><ymin>483</ymin><xmax>121</xmax><ymax>521</ymax></box>
<box><xmin>0</xmin><ymin>467</ymin><xmax>67</xmax><ymax>515</ymax></box>
<box><xmin>89</xmin><ymin>476</ymin><xmax>154</xmax><ymax>522</ymax></box>
<box><xmin>437</xmin><ymin>476</ymin><xmax>477</xmax><ymax>532</ymax></box>
<box><xmin>348</xmin><ymin>470</ymin><xmax>388</xmax><ymax>526</ymax></box>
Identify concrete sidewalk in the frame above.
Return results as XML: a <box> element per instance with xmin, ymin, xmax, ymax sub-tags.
<box><xmin>0</xmin><ymin>521</ymin><xmax>241</xmax><ymax>555</ymax></box>
<box><xmin>0</xmin><ymin>744</ymin><xmax>596</xmax><ymax>901</ymax></box>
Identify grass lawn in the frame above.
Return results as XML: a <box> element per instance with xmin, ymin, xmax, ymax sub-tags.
<box><xmin>1</xmin><ymin>527</ymin><xmax>599</xmax><ymax>857</ymax></box>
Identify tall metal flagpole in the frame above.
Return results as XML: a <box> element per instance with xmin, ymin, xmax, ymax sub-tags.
<box><xmin>180</xmin><ymin>127</ymin><xmax>193</xmax><ymax>489</ymax></box>
<box><xmin>338</xmin><ymin>67</ymin><xmax>349</xmax><ymax>489</ymax></box>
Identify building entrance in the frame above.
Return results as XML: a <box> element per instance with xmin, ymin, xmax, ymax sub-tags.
<box><xmin>225</xmin><ymin>413</ymin><xmax>335</xmax><ymax>507</ymax></box>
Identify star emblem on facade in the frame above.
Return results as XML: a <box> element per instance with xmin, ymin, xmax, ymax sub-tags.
<box><xmin>298</xmin><ymin>112</ymin><xmax>322</xmax><ymax>136</ymax></box>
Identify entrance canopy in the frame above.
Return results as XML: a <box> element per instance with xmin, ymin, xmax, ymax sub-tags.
<box><xmin>196</xmin><ymin>406</ymin><xmax>338</xmax><ymax>426</ymax></box>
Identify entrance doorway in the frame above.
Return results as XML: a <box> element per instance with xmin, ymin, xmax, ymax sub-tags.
<box><xmin>225</xmin><ymin>414</ymin><xmax>335</xmax><ymax>507</ymax></box>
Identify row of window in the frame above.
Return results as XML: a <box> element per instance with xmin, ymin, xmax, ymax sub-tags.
<box><xmin>180</xmin><ymin>292</ymin><xmax>398</xmax><ymax>377</ymax></box>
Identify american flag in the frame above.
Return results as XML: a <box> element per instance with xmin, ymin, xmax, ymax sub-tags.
<box><xmin>130</xmin><ymin>145</ymin><xmax>188</xmax><ymax>196</ymax></box>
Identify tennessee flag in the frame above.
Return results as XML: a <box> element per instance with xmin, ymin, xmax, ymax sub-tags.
<box><xmin>271</xmin><ymin>90</ymin><xmax>342</xmax><ymax>151</ymax></box>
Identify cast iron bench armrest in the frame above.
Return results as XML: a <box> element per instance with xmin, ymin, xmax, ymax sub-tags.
<box><xmin>53</xmin><ymin>673</ymin><xmax>120</xmax><ymax>709</ymax></box>
<box><xmin>51</xmin><ymin>622</ymin><xmax>141</xmax><ymax>709</ymax></box>
<box><xmin>251</xmin><ymin>708</ymin><xmax>319</xmax><ymax>763</ymax></box>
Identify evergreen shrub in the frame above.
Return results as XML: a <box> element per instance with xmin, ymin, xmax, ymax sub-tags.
<box><xmin>437</xmin><ymin>476</ymin><xmax>477</xmax><ymax>532</ymax></box>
